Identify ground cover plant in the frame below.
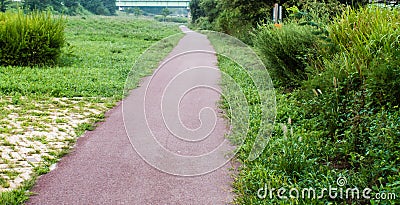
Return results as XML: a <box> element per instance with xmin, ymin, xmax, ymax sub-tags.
<box><xmin>210</xmin><ymin>5</ymin><xmax>399</xmax><ymax>205</ymax></box>
<box><xmin>0</xmin><ymin>13</ymin><xmax>182</xmax><ymax>204</ymax></box>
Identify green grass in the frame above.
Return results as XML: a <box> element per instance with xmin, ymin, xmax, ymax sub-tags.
<box><xmin>0</xmin><ymin>176</ymin><xmax>35</xmax><ymax>205</ymax></box>
<box><xmin>212</xmin><ymin>38</ymin><xmax>352</xmax><ymax>205</ymax></box>
<box><xmin>0</xmin><ymin>15</ymin><xmax>181</xmax><ymax>98</ymax></box>
<box><xmin>208</xmin><ymin>6</ymin><xmax>400</xmax><ymax>205</ymax></box>
<box><xmin>0</xmin><ymin>15</ymin><xmax>183</xmax><ymax>204</ymax></box>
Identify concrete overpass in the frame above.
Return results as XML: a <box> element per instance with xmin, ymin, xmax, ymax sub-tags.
<box><xmin>116</xmin><ymin>0</ymin><xmax>191</xmax><ymax>9</ymax></box>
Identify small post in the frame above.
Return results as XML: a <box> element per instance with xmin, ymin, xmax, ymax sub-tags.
<box><xmin>273</xmin><ymin>3</ymin><xmax>279</xmax><ymax>24</ymax></box>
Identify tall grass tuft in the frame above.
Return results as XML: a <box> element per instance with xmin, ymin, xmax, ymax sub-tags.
<box><xmin>320</xmin><ymin>6</ymin><xmax>400</xmax><ymax>106</ymax></box>
<box><xmin>254</xmin><ymin>23</ymin><xmax>320</xmax><ymax>89</ymax></box>
<box><xmin>328</xmin><ymin>6</ymin><xmax>400</xmax><ymax>76</ymax></box>
<box><xmin>0</xmin><ymin>11</ymin><xmax>66</xmax><ymax>66</ymax></box>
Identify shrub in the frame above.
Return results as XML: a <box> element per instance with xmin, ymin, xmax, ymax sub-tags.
<box><xmin>313</xmin><ymin>6</ymin><xmax>400</xmax><ymax>107</ymax></box>
<box><xmin>215</xmin><ymin>9</ymin><xmax>253</xmax><ymax>45</ymax></box>
<box><xmin>284</xmin><ymin>0</ymin><xmax>345</xmax><ymax>24</ymax></box>
<box><xmin>253</xmin><ymin>23</ymin><xmax>320</xmax><ymax>89</ymax></box>
<box><xmin>154</xmin><ymin>15</ymin><xmax>188</xmax><ymax>23</ymax></box>
<box><xmin>301</xmin><ymin>7</ymin><xmax>400</xmax><ymax>202</ymax></box>
<box><xmin>215</xmin><ymin>4</ymin><xmax>400</xmax><ymax>205</ymax></box>
<box><xmin>0</xmin><ymin>11</ymin><xmax>66</xmax><ymax>66</ymax></box>
<box><xmin>194</xmin><ymin>16</ymin><xmax>215</xmax><ymax>30</ymax></box>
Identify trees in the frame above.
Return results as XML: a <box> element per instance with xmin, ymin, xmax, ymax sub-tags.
<box><xmin>189</xmin><ymin>0</ymin><xmax>220</xmax><ymax>24</ymax></box>
<box><xmin>162</xmin><ymin>7</ymin><xmax>170</xmax><ymax>17</ymax></box>
<box><xmin>133</xmin><ymin>7</ymin><xmax>142</xmax><ymax>16</ymax></box>
<box><xmin>64</xmin><ymin>0</ymin><xmax>80</xmax><ymax>8</ymax></box>
<box><xmin>103</xmin><ymin>0</ymin><xmax>116</xmax><ymax>15</ymax></box>
<box><xmin>199</xmin><ymin>0</ymin><xmax>219</xmax><ymax>23</ymax></box>
<box><xmin>190</xmin><ymin>0</ymin><xmax>277</xmax><ymax>30</ymax></box>
<box><xmin>22</xmin><ymin>0</ymin><xmax>116</xmax><ymax>15</ymax></box>
<box><xmin>218</xmin><ymin>0</ymin><xmax>274</xmax><ymax>24</ymax></box>
<box><xmin>80</xmin><ymin>0</ymin><xmax>116</xmax><ymax>15</ymax></box>
<box><xmin>189</xmin><ymin>0</ymin><xmax>204</xmax><ymax>23</ymax></box>
<box><xmin>161</xmin><ymin>7</ymin><xmax>170</xmax><ymax>21</ymax></box>
<box><xmin>24</xmin><ymin>0</ymin><xmax>50</xmax><ymax>11</ymax></box>
<box><xmin>0</xmin><ymin>0</ymin><xmax>11</xmax><ymax>12</ymax></box>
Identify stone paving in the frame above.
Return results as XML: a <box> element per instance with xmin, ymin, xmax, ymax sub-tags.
<box><xmin>0</xmin><ymin>96</ymin><xmax>113</xmax><ymax>192</ymax></box>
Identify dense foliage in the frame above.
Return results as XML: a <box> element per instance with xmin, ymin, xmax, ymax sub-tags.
<box><xmin>207</xmin><ymin>2</ymin><xmax>400</xmax><ymax>204</ymax></box>
<box><xmin>253</xmin><ymin>23</ymin><xmax>320</xmax><ymax>89</ymax></box>
<box><xmin>0</xmin><ymin>15</ymin><xmax>180</xmax><ymax>97</ymax></box>
<box><xmin>0</xmin><ymin>0</ymin><xmax>116</xmax><ymax>16</ymax></box>
<box><xmin>0</xmin><ymin>11</ymin><xmax>65</xmax><ymax>66</ymax></box>
<box><xmin>190</xmin><ymin>0</ymin><xmax>370</xmax><ymax>43</ymax></box>
<box><xmin>80</xmin><ymin>0</ymin><xmax>116</xmax><ymax>16</ymax></box>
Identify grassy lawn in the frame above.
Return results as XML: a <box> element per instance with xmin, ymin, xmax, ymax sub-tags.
<box><xmin>0</xmin><ymin>15</ymin><xmax>182</xmax><ymax>203</ymax></box>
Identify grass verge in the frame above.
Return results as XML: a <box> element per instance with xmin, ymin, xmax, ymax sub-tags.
<box><xmin>210</xmin><ymin>7</ymin><xmax>400</xmax><ymax>205</ymax></box>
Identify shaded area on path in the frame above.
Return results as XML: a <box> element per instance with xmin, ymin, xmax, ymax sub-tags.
<box><xmin>27</xmin><ymin>27</ymin><xmax>234</xmax><ymax>205</ymax></box>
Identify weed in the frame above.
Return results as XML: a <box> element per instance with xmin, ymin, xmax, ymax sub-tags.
<box><xmin>55</xmin><ymin>118</ymin><xmax>67</xmax><ymax>124</ymax></box>
<box><xmin>0</xmin><ymin>176</ymin><xmax>10</xmax><ymax>188</ymax></box>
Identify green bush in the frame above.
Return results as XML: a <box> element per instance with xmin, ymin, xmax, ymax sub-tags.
<box><xmin>215</xmin><ymin>9</ymin><xmax>253</xmax><ymax>45</ymax></box>
<box><xmin>193</xmin><ymin>16</ymin><xmax>215</xmax><ymax>30</ymax></box>
<box><xmin>219</xmin><ymin>5</ymin><xmax>400</xmax><ymax>205</ymax></box>
<box><xmin>306</xmin><ymin>6</ymin><xmax>400</xmax><ymax>120</ymax></box>
<box><xmin>0</xmin><ymin>11</ymin><xmax>66</xmax><ymax>66</ymax></box>
<box><xmin>300</xmin><ymin>7</ymin><xmax>400</xmax><ymax>203</ymax></box>
<box><xmin>253</xmin><ymin>23</ymin><xmax>320</xmax><ymax>89</ymax></box>
<box><xmin>284</xmin><ymin>0</ymin><xmax>345</xmax><ymax>24</ymax></box>
<box><xmin>154</xmin><ymin>15</ymin><xmax>188</xmax><ymax>23</ymax></box>
<box><xmin>328</xmin><ymin>6</ymin><xmax>400</xmax><ymax>106</ymax></box>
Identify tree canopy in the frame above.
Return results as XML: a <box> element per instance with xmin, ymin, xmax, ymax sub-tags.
<box><xmin>1</xmin><ymin>0</ymin><xmax>116</xmax><ymax>15</ymax></box>
<box><xmin>191</xmin><ymin>0</ymin><xmax>372</xmax><ymax>26</ymax></box>
<box><xmin>190</xmin><ymin>0</ymin><xmax>372</xmax><ymax>42</ymax></box>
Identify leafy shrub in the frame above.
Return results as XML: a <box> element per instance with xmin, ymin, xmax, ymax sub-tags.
<box><xmin>215</xmin><ymin>9</ymin><xmax>254</xmax><ymax>45</ymax></box>
<box><xmin>0</xmin><ymin>11</ymin><xmax>66</xmax><ymax>66</ymax></box>
<box><xmin>194</xmin><ymin>16</ymin><xmax>215</xmax><ymax>30</ymax></box>
<box><xmin>253</xmin><ymin>23</ymin><xmax>320</xmax><ymax>89</ymax></box>
<box><xmin>154</xmin><ymin>15</ymin><xmax>188</xmax><ymax>23</ymax></box>
<box><xmin>307</xmin><ymin>6</ymin><xmax>400</xmax><ymax>110</ymax></box>
<box><xmin>300</xmin><ymin>7</ymin><xmax>400</xmax><ymax>203</ymax></box>
<box><xmin>285</xmin><ymin>0</ymin><xmax>345</xmax><ymax>24</ymax></box>
<box><xmin>220</xmin><ymin>5</ymin><xmax>400</xmax><ymax>205</ymax></box>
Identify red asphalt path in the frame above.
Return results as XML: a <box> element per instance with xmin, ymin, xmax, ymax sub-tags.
<box><xmin>27</xmin><ymin>27</ymin><xmax>234</xmax><ymax>204</ymax></box>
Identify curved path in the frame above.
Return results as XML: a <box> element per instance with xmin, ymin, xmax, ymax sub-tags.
<box><xmin>27</xmin><ymin>27</ymin><xmax>234</xmax><ymax>204</ymax></box>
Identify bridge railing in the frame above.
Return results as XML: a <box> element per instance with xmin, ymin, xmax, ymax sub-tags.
<box><xmin>116</xmin><ymin>0</ymin><xmax>191</xmax><ymax>7</ymax></box>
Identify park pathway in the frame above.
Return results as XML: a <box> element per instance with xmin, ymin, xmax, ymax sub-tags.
<box><xmin>27</xmin><ymin>27</ymin><xmax>234</xmax><ymax>204</ymax></box>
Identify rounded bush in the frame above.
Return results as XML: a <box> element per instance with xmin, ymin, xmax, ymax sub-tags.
<box><xmin>0</xmin><ymin>11</ymin><xmax>66</xmax><ymax>66</ymax></box>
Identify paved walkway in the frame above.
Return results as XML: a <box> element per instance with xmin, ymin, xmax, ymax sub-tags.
<box><xmin>27</xmin><ymin>27</ymin><xmax>234</xmax><ymax>204</ymax></box>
